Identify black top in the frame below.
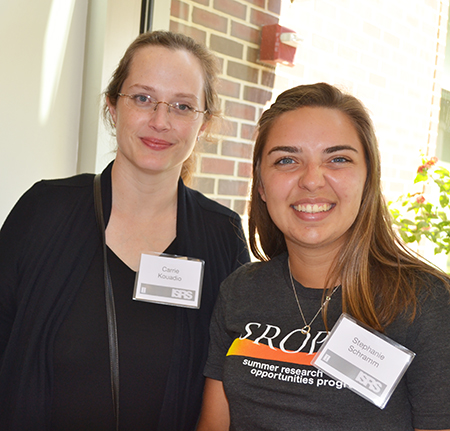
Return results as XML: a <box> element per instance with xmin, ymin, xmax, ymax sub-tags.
<box><xmin>205</xmin><ymin>253</ymin><xmax>450</xmax><ymax>430</ymax></box>
<box><xmin>0</xmin><ymin>162</ymin><xmax>250</xmax><ymax>431</ymax></box>
<box><xmin>50</xmin><ymin>247</ymin><xmax>176</xmax><ymax>430</ymax></box>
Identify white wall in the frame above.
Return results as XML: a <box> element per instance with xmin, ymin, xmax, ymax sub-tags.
<box><xmin>77</xmin><ymin>0</ymin><xmax>142</xmax><ymax>174</ymax></box>
<box><xmin>0</xmin><ymin>0</ymin><xmax>88</xmax><ymax>224</ymax></box>
<box><xmin>0</xmin><ymin>0</ymin><xmax>170</xmax><ymax>225</ymax></box>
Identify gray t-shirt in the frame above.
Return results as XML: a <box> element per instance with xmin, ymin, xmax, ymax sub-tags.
<box><xmin>204</xmin><ymin>252</ymin><xmax>450</xmax><ymax>430</ymax></box>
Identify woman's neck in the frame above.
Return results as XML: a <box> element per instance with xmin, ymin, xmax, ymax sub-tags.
<box><xmin>110</xmin><ymin>156</ymin><xmax>180</xmax><ymax>216</ymax></box>
<box><xmin>287</xmin><ymin>245</ymin><xmax>340</xmax><ymax>289</ymax></box>
<box><xmin>104</xmin><ymin>156</ymin><xmax>181</xmax><ymax>270</ymax></box>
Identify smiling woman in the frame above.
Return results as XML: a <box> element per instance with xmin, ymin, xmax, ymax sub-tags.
<box><xmin>196</xmin><ymin>83</ymin><xmax>450</xmax><ymax>431</ymax></box>
<box><xmin>105</xmin><ymin>45</ymin><xmax>209</xmax><ymax>194</ymax></box>
<box><xmin>0</xmin><ymin>31</ymin><xmax>249</xmax><ymax>431</ymax></box>
<box><xmin>258</xmin><ymin>107</ymin><xmax>367</xmax><ymax>269</ymax></box>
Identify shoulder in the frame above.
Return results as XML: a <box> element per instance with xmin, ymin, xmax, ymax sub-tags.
<box><xmin>221</xmin><ymin>253</ymin><xmax>287</xmax><ymax>291</ymax></box>
<box><xmin>417</xmin><ymin>274</ymin><xmax>450</xmax><ymax>311</ymax></box>
<box><xmin>215</xmin><ymin>254</ymin><xmax>287</xmax><ymax>319</ymax></box>
<box><xmin>395</xmin><ymin>274</ymin><xmax>450</xmax><ymax>346</ymax></box>
<box><xmin>3</xmin><ymin>173</ymin><xmax>95</xmax><ymax>230</ymax></box>
<box><xmin>22</xmin><ymin>172</ymin><xmax>94</xmax><ymax>199</ymax></box>
<box><xmin>35</xmin><ymin>172</ymin><xmax>94</xmax><ymax>191</ymax></box>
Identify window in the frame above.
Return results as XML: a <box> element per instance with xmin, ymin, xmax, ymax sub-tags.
<box><xmin>436</xmin><ymin>89</ymin><xmax>450</xmax><ymax>163</ymax></box>
<box><xmin>140</xmin><ymin>0</ymin><xmax>154</xmax><ymax>33</ymax></box>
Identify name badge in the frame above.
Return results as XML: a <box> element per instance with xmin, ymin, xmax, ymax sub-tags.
<box><xmin>311</xmin><ymin>313</ymin><xmax>415</xmax><ymax>409</ymax></box>
<box><xmin>133</xmin><ymin>252</ymin><xmax>204</xmax><ymax>309</ymax></box>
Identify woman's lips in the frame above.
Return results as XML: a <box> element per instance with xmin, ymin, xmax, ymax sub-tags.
<box><xmin>140</xmin><ymin>137</ymin><xmax>173</xmax><ymax>150</ymax></box>
<box><xmin>292</xmin><ymin>203</ymin><xmax>334</xmax><ymax>214</ymax></box>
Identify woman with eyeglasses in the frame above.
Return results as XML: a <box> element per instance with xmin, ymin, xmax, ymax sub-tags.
<box><xmin>196</xmin><ymin>83</ymin><xmax>450</xmax><ymax>431</ymax></box>
<box><xmin>0</xmin><ymin>31</ymin><xmax>249</xmax><ymax>430</ymax></box>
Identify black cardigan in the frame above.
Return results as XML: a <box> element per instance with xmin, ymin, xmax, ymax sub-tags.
<box><xmin>0</xmin><ymin>162</ymin><xmax>249</xmax><ymax>430</ymax></box>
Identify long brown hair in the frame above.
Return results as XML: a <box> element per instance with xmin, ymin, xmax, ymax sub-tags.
<box><xmin>249</xmin><ymin>83</ymin><xmax>449</xmax><ymax>331</ymax></box>
<box><xmin>103</xmin><ymin>30</ymin><xmax>221</xmax><ymax>184</ymax></box>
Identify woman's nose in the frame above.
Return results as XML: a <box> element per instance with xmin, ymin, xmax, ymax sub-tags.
<box><xmin>298</xmin><ymin>163</ymin><xmax>326</xmax><ymax>191</ymax></box>
<box><xmin>147</xmin><ymin>102</ymin><xmax>171</xmax><ymax>130</ymax></box>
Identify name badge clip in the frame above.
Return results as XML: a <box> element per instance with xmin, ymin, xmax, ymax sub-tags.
<box><xmin>311</xmin><ymin>313</ymin><xmax>415</xmax><ymax>409</ymax></box>
<box><xmin>133</xmin><ymin>252</ymin><xmax>204</xmax><ymax>309</ymax></box>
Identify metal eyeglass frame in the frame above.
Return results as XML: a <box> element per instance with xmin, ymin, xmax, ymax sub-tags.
<box><xmin>117</xmin><ymin>93</ymin><xmax>208</xmax><ymax>120</ymax></box>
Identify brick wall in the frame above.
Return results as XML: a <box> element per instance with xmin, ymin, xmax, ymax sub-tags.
<box><xmin>170</xmin><ymin>0</ymin><xmax>282</xmax><ymax>216</ymax></box>
<box><xmin>273</xmin><ymin>0</ymin><xmax>449</xmax><ymax>202</ymax></box>
<box><xmin>170</xmin><ymin>0</ymin><xmax>449</xmax><ymax>215</ymax></box>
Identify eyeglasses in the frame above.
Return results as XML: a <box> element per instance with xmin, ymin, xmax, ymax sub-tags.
<box><xmin>117</xmin><ymin>93</ymin><xmax>208</xmax><ymax>121</ymax></box>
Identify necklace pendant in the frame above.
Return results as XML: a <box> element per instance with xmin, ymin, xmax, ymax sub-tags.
<box><xmin>301</xmin><ymin>325</ymin><xmax>311</xmax><ymax>335</ymax></box>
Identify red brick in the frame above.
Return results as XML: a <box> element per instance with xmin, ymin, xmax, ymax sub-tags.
<box><xmin>241</xmin><ymin>124</ymin><xmax>257</xmax><ymax>140</ymax></box>
<box><xmin>218</xmin><ymin>179</ymin><xmax>250</xmax><ymax>196</ymax></box>
<box><xmin>192</xmin><ymin>0</ymin><xmax>209</xmax><ymax>5</ymax></box>
<box><xmin>247</xmin><ymin>47</ymin><xmax>259</xmax><ymax>64</ymax></box>
<box><xmin>220</xmin><ymin>119</ymin><xmax>239</xmax><ymax>137</ymax></box>
<box><xmin>250</xmin><ymin>9</ymin><xmax>279</xmax><ymax>26</ymax></box>
<box><xmin>238</xmin><ymin>161</ymin><xmax>252</xmax><ymax>178</ymax></box>
<box><xmin>231</xmin><ymin>21</ymin><xmax>260</xmax><ymax>44</ymax></box>
<box><xmin>216</xmin><ymin>57</ymin><xmax>225</xmax><ymax>74</ymax></box>
<box><xmin>198</xmin><ymin>139</ymin><xmax>219</xmax><ymax>155</ymax></box>
<box><xmin>201</xmin><ymin>157</ymin><xmax>235</xmax><ymax>175</ymax></box>
<box><xmin>262</xmin><ymin>71</ymin><xmax>275</xmax><ymax>87</ymax></box>
<box><xmin>192</xmin><ymin>176</ymin><xmax>215</xmax><ymax>194</ymax></box>
<box><xmin>222</xmin><ymin>140</ymin><xmax>253</xmax><ymax>158</ymax></box>
<box><xmin>268</xmin><ymin>0</ymin><xmax>282</xmax><ymax>14</ymax></box>
<box><xmin>193</xmin><ymin>7</ymin><xmax>228</xmax><ymax>32</ymax></box>
<box><xmin>225</xmin><ymin>100</ymin><xmax>256</xmax><ymax>121</ymax></box>
<box><xmin>171</xmin><ymin>0</ymin><xmax>190</xmax><ymax>21</ymax></box>
<box><xmin>169</xmin><ymin>21</ymin><xmax>206</xmax><ymax>44</ymax></box>
<box><xmin>210</xmin><ymin>34</ymin><xmax>244</xmax><ymax>59</ymax></box>
<box><xmin>244</xmin><ymin>85</ymin><xmax>272</xmax><ymax>104</ymax></box>
<box><xmin>218</xmin><ymin>78</ymin><xmax>241</xmax><ymax>98</ymax></box>
<box><xmin>248</xmin><ymin>0</ymin><xmax>265</xmax><ymax>7</ymax></box>
<box><xmin>227</xmin><ymin>61</ymin><xmax>259</xmax><ymax>83</ymax></box>
<box><xmin>213</xmin><ymin>0</ymin><xmax>247</xmax><ymax>19</ymax></box>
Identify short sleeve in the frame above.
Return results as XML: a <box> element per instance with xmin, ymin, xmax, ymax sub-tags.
<box><xmin>203</xmin><ymin>286</ymin><xmax>235</xmax><ymax>381</ymax></box>
<box><xmin>405</xmin><ymin>280</ymin><xmax>450</xmax><ymax>429</ymax></box>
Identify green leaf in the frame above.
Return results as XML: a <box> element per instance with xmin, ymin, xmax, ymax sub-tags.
<box><xmin>414</xmin><ymin>172</ymin><xmax>428</xmax><ymax>183</ymax></box>
<box><xmin>400</xmin><ymin>219</ymin><xmax>417</xmax><ymax>226</ymax></box>
<box><xmin>437</xmin><ymin>211</ymin><xmax>448</xmax><ymax>221</ymax></box>
<box><xmin>434</xmin><ymin>167</ymin><xmax>450</xmax><ymax>176</ymax></box>
<box><xmin>439</xmin><ymin>195</ymin><xmax>449</xmax><ymax>207</ymax></box>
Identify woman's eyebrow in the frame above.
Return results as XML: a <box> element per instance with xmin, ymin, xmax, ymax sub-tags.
<box><xmin>267</xmin><ymin>145</ymin><xmax>300</xmax><ymax>155</ymax></box>
<box><xmin>128</xmin><ymin>84</ymin><xmax>200</xmax><ymax>102</ymax></box>
<box><xmin>324</xmin><ymin>145</ymin><xmax>359</xmax><ymax>154</ymax></box>
<box><xmin>267</xmin><ymin>144</ymin><xmax>359</xmax><ymax>155</ymax></box>
<box><xmin>128</xmin><ymin>84</ymin><xmax>155</xmax><ymax>92</ymax></box>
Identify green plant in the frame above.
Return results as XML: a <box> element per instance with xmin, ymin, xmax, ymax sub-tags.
<box><xmin>389</xmin><ymin>156</ymin><xmax>450</xmax><ymax>255</ymax></box>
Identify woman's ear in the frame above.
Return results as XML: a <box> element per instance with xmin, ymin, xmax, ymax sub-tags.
<box><xmin>258</xmin><ymin>182</ymin><xmax>266</xmax><ymax>202</ymax></box>
<box><xmin>106</xmin><ymin>96</ymin><xmax>117</xmax><ymax>125</ymax></box>
<box><xmin>195</xmin><ymin>121</ymin><xmax>209</xmax><ymax>145</ymax></box>
<box><xmin>199</xmin><ymin>120</ymin><xmax>208</xmax><ymax>134</ymax></box>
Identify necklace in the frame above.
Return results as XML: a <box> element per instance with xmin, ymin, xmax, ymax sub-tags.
<box><xmin>288</xmin><ymin>258</ymin><xmax>340</xmax><ymax>335</ymax></box>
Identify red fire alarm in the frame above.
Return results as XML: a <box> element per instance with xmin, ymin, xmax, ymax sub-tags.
<box><xmin>259</xmin><ymin>24</ymin><xmax>300</xmax><ymax>67</ymax></box>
